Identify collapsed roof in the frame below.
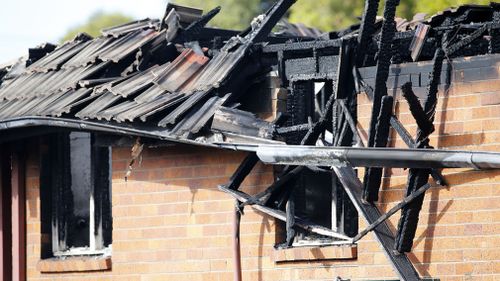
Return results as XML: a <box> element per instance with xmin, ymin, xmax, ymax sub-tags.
<box><xmin>1</xmin><ymin>1</ymin><xmax>500</xmax><ymax>280</ymax></box>
<box><xmin>0</xmin><ymin>1</ymin><xmax>498</xmax><ymax>145</ymax></box>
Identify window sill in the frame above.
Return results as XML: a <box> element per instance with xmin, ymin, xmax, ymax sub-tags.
<box><xmin>37</xmin><ymin>256</ymin><xmax>112</xmax><ymax>273</ymax></box>
<box><xmin>273</xmin><ymin>244</ymin><xmax>357</xmax><ymax>263</ymax></box>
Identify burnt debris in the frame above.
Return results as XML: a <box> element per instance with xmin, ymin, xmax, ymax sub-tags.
<box><xmin>1</xmin><ymin>1</ymin><xmax>500</xmax><ymax>280</ymax></box>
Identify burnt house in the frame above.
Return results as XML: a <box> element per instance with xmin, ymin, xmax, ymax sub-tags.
<box><xmin>0</xmin><ymin>1</ymin><xmax>499</xmax><ymax>280</ymax></box>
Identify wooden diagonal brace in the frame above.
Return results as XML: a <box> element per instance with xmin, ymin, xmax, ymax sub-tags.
<box><xmin>401</xmin><ymin>82</ymin><xmax>434</xmax><ymax>137</ymax></box>
<box><xmin>357</xmin><ymin>74</ymin><xmax>447</xmax><ymax>186</ymax></box>
<box><xmin>338</xmin><ymin>100</ymin><xmax>364</xmax><ymax>147</ymax></box>
<box><xmin>354</xmin><ymin>183</ymin><xmax>432</xmax><ymax>242</ymax></box>
<box><xmin>395</xmin><ymin>48</ymin><xmax>445</xmax><ymax>253</ymax></box>
<box><xmin>226</xmin><ymin>153</ymin><xmax>259</xmax><ymax>191</ymax></box>
<box><xmin>333</xmin><ymin>165</ymin><xmax>421</xmax><ymax>281</ymax></box>
<box><xmin>363</xmin><ymin>95</ymin><xmax>394</xmax><ymax>202</ymax></box>
<box><xmin>241</xmin><ymin>166</ymin><xmax>304</xmax><ymax>208</ymax></box>
<box><xmin>218</xmin><ymin>184</ymin><xmax>353</xmax><ymax>242</ymax></box>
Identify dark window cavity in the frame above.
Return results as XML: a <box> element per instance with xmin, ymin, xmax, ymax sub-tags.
<box><xmin>273</xmin><ymin>80</ymin><xmax>358</xmax><ymax>248</ymax></box>
<box><xmin>40</xmin><ymin>132</ymin><xmax>112</xmax><ymax>257</ymax></box>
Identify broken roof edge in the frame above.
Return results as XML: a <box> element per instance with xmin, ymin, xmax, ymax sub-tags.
<box><xmin>3</xmin><ymin>117</ymin><xmax>499</xmax><ymax>171</ymax></box>
<box><xmin>0</xmin><ymin>116</ymin><xmax>212</xmax><ymax>147</ymax></box>
<box><xmin>0</xmin><ymin>116</ymin><xmax>280</xmax><ymax>150</ymax></box>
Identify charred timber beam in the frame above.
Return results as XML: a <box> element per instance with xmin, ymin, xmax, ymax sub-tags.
<box><xmin>248</xmin><ymin>0</ymin><xmax>298</xmax><ymax>44</ymax></box>
<box><xmin>401</xmin><ymin>82</ymin><xmax>434</xmax><ymax>137</ymax></box>
<box><xmin>354</xmin><ymin>183</ymin><xmax>432</xmax><ymax>242</ymax></box>
<box><xmin>275</xmin><ymin>82</ymin><xmax>337</xmax><ymax>177</ymax></box>
<box><xmin>301</xmin><ymin>84</ymin><xmax>337</xmax><ymax>145</ymax></box>
<box><xmin>433</xmin><ymin>22</ymin><xmax>500</xmax><ymax>32</ymax></box>
<box><xmin>363</xmin><ymin>96</ymin><xmax>394</xmax><ymax>202</ymax></box>
<box><xmin>422</xmin><ymin>49</ymin><xmax>444</xmax><ymax>128</ymax></box>
<box><xmin>356</xmin><ymin>0</ymin><xmax>381</xmax><ymax>67</ymax></box>
<box><xmin>262</xmin><ymin>39</ymin><xmax>342</xmax><ymax>53</ymax></box>
<box><xmin>224</xmin><ymin>153</ymin><xmax>259</xmax><ymax>191</ymax></box>
<box><xmin>358</xmin><ymin>77</ymin><xmax>447</xmax><ymax>185</ymax></box>
<box><xmin>490</xmin><ymin>11</ymin><xmax>500</xmax><ymax>54</ymax></box>
<box><xmin>241</xmin><ymin>166</ymin><xmax>304</xmax><ymax>208</ymax></box>
<box><xmin>338</xmin><ymin>100</ymin><xmax>363</xmax><ymax>147</ymax></box>
<box><xmin>395</xmin><ymin>168</ymin><xmax>431</xmax><ymax>252</ymax></box>
<box><xmin>366</xmin><ymin>0</ymin><xmax>400</xmax><ymax>149</ymax></box>
<box><xmin>255</xmin><ymin>145</ymin><xmax>500</xmax><ymax>169</ymax></box>
<box><xmin>242</xmin><ymin>166</ymin><xmax>304</xmax><ymax>206</ymax></box>
<box><xmin>177</xmin><ymin>6</ymin><xmax>222</xmax><ymax>42</ymax></box>
<box><xmin>275</xmin><ymin>123</ymin><xmax>311</xmax><ymax>134</ymax></box>
<box><xmin>409</xmin><ymin>24</ymin><xmax>430</xmax><ymax>62</ymax></box>
<box><xmin>445</xmin><ymin>24</ymin><xmax>489</xmax><ymax>57</ymax></box>
<box><xmin>333</xmin><ymin>166</ymin><xmax>421</xmax><ymax>280</ymax></box>
<box><xmin>395</xmin><ymin>48</ymin><xmax>445</xmax><ymax>253</ymax></box>
<box><xmin>390</xmin><ymin>117</ymin><xmax>447</xmax><ymax>186</ymax></box>
<box><xmin>218</xmin><ymin>184</ymin><xmax>353</xmax><ymax>242</ymax></box>
<box><xmin>363</xmin><ymin>0</ymin><xmax>400</xmax><ymax>203</ymax></box>
<box><xmin>285</xmin><ymin>190</ymin><xmax>296</xmax><ymax>246</ymax></box>
<box><xmin>221</xmin><ymin>113</ymin><xmax>285</xmax><ymax>191</ymax></box>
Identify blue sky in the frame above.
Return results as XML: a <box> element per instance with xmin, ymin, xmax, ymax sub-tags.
<box><xmin>0</xmin><ymin>0</ymin><xmax>168</xmax><ymax>62</ymax></box>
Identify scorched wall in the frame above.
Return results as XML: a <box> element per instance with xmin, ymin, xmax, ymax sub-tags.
<box><xmin>24</xmin><ymin>54</ymin><xmax>500</xmax><ymax>280</ymax></box>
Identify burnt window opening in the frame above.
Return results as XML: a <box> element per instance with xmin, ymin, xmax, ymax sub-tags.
<box><xmin>40</xmin><ymin>132</ymin><xmax>112</xmax><ymax>258</ymax></box>
<box><xmin>273</xmin><ymin>79</ymin><xmax>358</xmax><ymax>248</ymax></box>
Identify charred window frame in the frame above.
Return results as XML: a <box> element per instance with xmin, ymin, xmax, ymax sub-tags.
<box><xmin>40</xmin><ymin>132</ymin><xmax>112</xmax><ymax>258</ymax></box>
<box><xmin>268</xmin><ymin>40</ymin><xmax>359</xmax><ymax>248</ymax></box>
<box><xmin>272</xmin><ymin>79</ymin><xmax>358</xmax><ymax>248</ymax></box>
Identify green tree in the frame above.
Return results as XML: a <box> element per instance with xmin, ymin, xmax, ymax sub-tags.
<box><xmin>412</xmin><ymin>0</ymin><xmax>491</xmax><ymax>17</ymax></box>
<box><xmin>288</xmin><ymin>0</ymin><xmax>492</xmax><ymax>31</ymax></box>
<box><xmin>288</xmin><ymin>0</ymin><xmax>364</xmax><ymax>32</ymax></box>
<box><xmin>173</xmin><ymin>0</ymin><xmax>262</xmax><ymax>29</ymax></box>
<box><xmin>61</xmin><ymin>11</ymin><xmax>133</xmax><ymax>42</ymax></box>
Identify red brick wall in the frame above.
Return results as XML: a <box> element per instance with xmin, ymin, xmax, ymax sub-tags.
<box><xmin>24</xmin><ymin>55</ymin><xmax>499</xmax><ymax>280</ymax></box>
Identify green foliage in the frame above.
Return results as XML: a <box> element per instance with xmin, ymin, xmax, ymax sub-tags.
<box><xmin>173</xmin><ymin>0</ymin><xmax>262</xmax><ymax>29</ymax></box>
<box><xmin>411</xmin><ymin>0</ymin><xmax>491</xmax><ymax>17</ymax></box>
<box><xmin>288</xmin><ymin>0</ymin><xmax>364</xmax><ymax>32</ymax></box>
<box><xmin>59</xmin><ymin>0</ymin><xmax>495</xmax><ymax>43</ymax></box>
<box><xmin>60</xmin><ymin>12</ymin><xmax>133</xmax><ymax>42</ymax></box>
<box><xmin>288</xmin><ymin>0</ymin><xmax>493</xmax><ymax>32</ymax></box>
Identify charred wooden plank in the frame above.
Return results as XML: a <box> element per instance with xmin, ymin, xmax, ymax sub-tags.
<box><xmin>354</xmin><ymin>183</ymin><xmax>432</xmax><ymax>242</ymax></box>
<box><xmin>249</xmin><ymin>0</ymin><xmax>298</xmax><ymax>44</ymax></box>
<box><xmin>275</xmin><ymin>123</ymin><xmax>311</xmax><ymax>135</ymax></box>
<box><xmin>358</xmin><ymin>76</ymin><xmax>447</xmax><ymax>186</ymax></box>
<box><xmin>445</xmin><ymin>24</ymin><xmax>489</xmax><ymax>57</ymax></box>
<box><xmin>301</xmin><ymin>84</ymin><xmax>337</xmax><ymax>145</ymax></box>
<box><xmin>218</xmin><ymin>184</ymin><xmax>352</xmax><ymax>242</ymax></box>
<box><xmin>223</xmin><ymin>153</ymin><xmax>259</xmax><ymax>191</ymax></box>
<box><xmin>338</xmin><ymin>100</ymin><xmax>363</xmax><ymax>147</ymax></box>
<box><xmin>286</xmin><ymin>80</ymin><xmax>314</xmax><ymax>144</ymax></box>
<box><xmin>395</xmin><ymin>48</ymin><xmax>445</xmax><ymax>253</ymax></box>
<box><xmin>212</xmin><ymin>107</ymin><xmax>274</xmax><ymax>139</ymax></box>
<box><xmin>333</xmin><ymin>165</ymin><xmax>420</xmax><ymax>280</ymax></box>
<box><xmin>409</xmin><ymin>24</ymin><xmax>430</xmax><ymax>62</ymax></box>
<box><xmin>356</xmin><ymin>0</ymin><xmax>382</xmax><ymax>67</ymax></box>
<box><xmin>490</xmin><ymin>10</ymin><xmax>500</xmax><ymax>54</ymax></box>
<box><xmin>401</xmin><ymin>82</ymin><xmax>434</xmax><ymax>137</ymax></box>
<box><xmin>176</xmin><ymin>6</ymin><xmax>222</xmax><ymax>43</ymax></box>
<box><xmin>242</xmin><ymin>166</ymin><xmax>305</xmax><ymax>208</ymax></box>
<box><xmin>285</xmin><ymin>190</ymin><xmax>296</xmax><ymax>246</ymax></box>
<box><xmin>395</xmin><ymin>168</ymin><xmax>432</xmax><ymax>252</ymax></box>
<box><xmin>366</xmin><ymin>0</ymin><xmax>400</xmax><ymax>148</ymax></box>
<box><xmin>363</xmin><ymin>95</ymin><xmax>394</xmax><ymax>202</ymax></box>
